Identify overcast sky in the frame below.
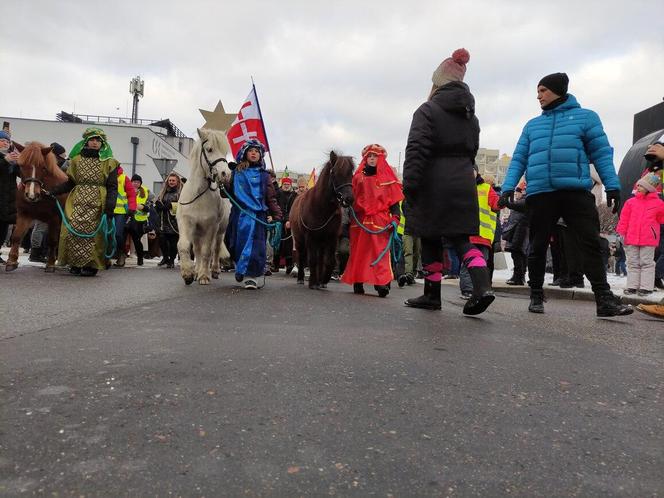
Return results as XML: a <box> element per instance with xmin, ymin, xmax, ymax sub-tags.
<box><xmin>2</xmin><ymin>0</ymin><xmax>663</xmax><ymax>176</ymax></box>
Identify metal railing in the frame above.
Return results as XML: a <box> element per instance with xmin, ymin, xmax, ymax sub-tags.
<box><xmin>56</xmin><ymin>112</ymin><xmax>188</xmax><ymax>139</ymax></box>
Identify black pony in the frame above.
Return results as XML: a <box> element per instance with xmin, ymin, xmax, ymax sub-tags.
<box><xmin>289</xmin><ymin>151</ymin><xmax>354</xmax><ymax>289</ymax></box>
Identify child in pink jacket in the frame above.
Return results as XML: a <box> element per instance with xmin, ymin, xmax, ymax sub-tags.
<box><xmin>616</xmin><ymin>173</ymin><xmax>664</xmax><ymax>296</ymax></box>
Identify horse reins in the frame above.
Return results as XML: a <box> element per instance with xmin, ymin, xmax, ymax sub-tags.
<box><xmin>179</xmin><ymin>140</ymin><xmax>228</xmax><ymax>206</ymax></box>
<box><xmin>299</xmin><ymin>159</ymin><xmax>351</xmax><ymax>231</ymax></box>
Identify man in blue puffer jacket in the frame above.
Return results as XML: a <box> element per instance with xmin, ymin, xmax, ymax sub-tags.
<box><xmin>500</xmin><ymin>72</ymin><xmax>632</xmax><ymax>317</ymax></box>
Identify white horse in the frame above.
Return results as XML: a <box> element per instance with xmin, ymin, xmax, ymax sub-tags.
<box><xmin>176</xmin><ymin>128</ymin><xmax>231</xmax><ymax>285</ymax></box>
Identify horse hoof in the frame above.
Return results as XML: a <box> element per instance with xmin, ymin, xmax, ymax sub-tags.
<box><xmin>211</xmin><ymin>271</ymin><xmax>220</xmax><ymax>279</ymax></box>
<box><xmin>44</xmin><ymin>266</ymin><xmax>55</xmax><ymax>273</ymax></box>
<box><xmin>320</xmin><ymin>283</ymin><xmax>327</xmax><ymax>289</ymax></box>
<box><xmin>5</xmin><ymin>263</ymin><xmax>18</xmax><ymax>272</ymax></box>
<box><xmin>297</xmin><ymin>279</ymin><xmax>305</xmax><ymax>285</ymax></box>
<box><xmin>198</xmin><ymin>276</ymin><xmax>211</xmax><ymax>285</ymax></box>
<box><xmin>309</xmin><ymin>283</ymin><xmax>320</xmax><ymax>290</ymax></box>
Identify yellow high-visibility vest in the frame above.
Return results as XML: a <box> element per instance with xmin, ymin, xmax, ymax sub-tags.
<box><xmin>114</xmin><ymin>173</ymin><xmax>129</xmax><ymax>214</ymax></box>
<box><xmin>134</xmin><ymin>187</ymin><xmax>150</xmax><ymax>222</ymax></box>
<box><xmin>397</xmin><ymin>201</ymin><xmax>405</xmax><ymax>236</ymax></box>
<box><xmin>477</xmin><ymin>183</ymin><xmax>497</xmax><ymax>241</ymax></box>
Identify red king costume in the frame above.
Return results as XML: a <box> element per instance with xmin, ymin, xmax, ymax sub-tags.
<box><xmin>342</xmin><ymin>144</ymin><xmax>404</xmax><ymax>287</ymax></box>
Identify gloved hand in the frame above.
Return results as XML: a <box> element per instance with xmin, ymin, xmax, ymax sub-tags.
<box><xmin>647</xmin><ymin>161</ymin><xmax>663</xmax><ymax>172</ymax></box>
<box><xmin>606</xmin><ymin>190</ymin><xmax>621</xmax><ymax>214</ymax></box>
<box><xmin>498</xmin><ymin>190</ymin><xmax>514</xmax><ymax>208</ymax></box>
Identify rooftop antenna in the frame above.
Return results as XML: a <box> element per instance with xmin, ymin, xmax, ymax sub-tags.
<box><xmin>129</xmin><ymin>76</ymin><xmax>145</xmax><ymax>124</ymax></box>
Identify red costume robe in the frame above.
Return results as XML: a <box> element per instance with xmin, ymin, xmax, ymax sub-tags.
<box><xmin>342</xmin><ymin>145</ymin><xmax>404</xmax><ymax>286</ymax></box>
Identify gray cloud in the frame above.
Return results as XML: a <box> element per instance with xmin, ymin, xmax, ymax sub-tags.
<box><xmin>2</xmin><ymin>0</ymin><xmax>663</xmax><ymax>176</ymax></box>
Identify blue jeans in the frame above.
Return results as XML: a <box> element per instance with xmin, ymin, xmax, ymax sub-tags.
<box><xmin>114</xmin><ymin>213</ymin><xmax>128</xmax><ymax>257</ymax></box>
<box><xmin>446</xmin><ymin>248</ymin><xmax>460</xmax><ymax>276</ymax></box>
<box><xmin>460</xmin><ymin>245</ymin><xmax>490</xmax><ymax>294</ymax></box>
<box><xmin>615</xmin><ymin>258</ymin><xmax>627</xmax><ymax>276</ymax></box>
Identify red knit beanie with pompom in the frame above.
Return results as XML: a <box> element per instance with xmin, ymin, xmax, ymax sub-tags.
<box><xmin>432</xmin><ymin>48</ymin><xmax>470</xmax><ymax>87</ymax></box>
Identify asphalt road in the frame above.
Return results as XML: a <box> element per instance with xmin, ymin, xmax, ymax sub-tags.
<box><xmin>1</xmin><ymin>263</ymin><xmax>662</xmax><ymax>497</ymax></box>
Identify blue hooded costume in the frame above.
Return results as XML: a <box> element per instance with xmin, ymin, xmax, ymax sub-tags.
<box><xmin>225</xmin><ymin>140</ymin><xmax>279</xmax><ymax>280</ymax></box>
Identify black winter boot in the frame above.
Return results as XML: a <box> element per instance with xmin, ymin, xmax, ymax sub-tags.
<box><xmin>463</xmin><ymin>266</ymin><xmax>495</xmax><ymax>315</ymax></box>
<box><xmin>405</xmin><ymin>280</ymin><xmax>441</xmax><ymax>310</ymax></box>
<box><xmin>374</xmin><ymin>284</ymin><xmax>390</xmax><ymax>298</ymax></box>
<box><xmin>529</xmin><ymin>289</ymin><xmax>545</xmax><ymax>313</ymax></box>
<box><xmin>596</xmin><ymin>291</ymin><xmax>633</xmax><ymax>317</ymax></box>
<box><xmin>29</xmin><ymin>246</ymin><xmax>47</xmax><ymax>263</ymax></box>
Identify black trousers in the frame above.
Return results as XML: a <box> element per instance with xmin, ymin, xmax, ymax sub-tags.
<box><xmin>559</xmin><ymin>224</ymin><xmax>583</xmax><ymax>281</ymax></box>
<box><xmin>421</xmin><ymin>236</ymin><xmax>474</xmax><ymax>270</ymax></box>
<box><xmin>526</xmin><ymin>191</ymin><xmax>608</xmax><ymax>293</ymax></box>
<box><xmin>126</xmin><ymin>221</ymin><xmax>146</xmax><ymax>257</ymax></box>
<box><xmin>159</xmin><ymin>233</ymin><xmax>178</xmax><ymax>263</ymax></box>
<box><xmin>511</xmin><ymin>251</ymin><xmax>527</xmax><ymax>280</ymax></box>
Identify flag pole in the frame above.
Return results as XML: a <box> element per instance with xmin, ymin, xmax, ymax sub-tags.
<box><xmin>251</xmin><ymin>77</ymin><xmax>275</xmax><ymax>172</ymax></box>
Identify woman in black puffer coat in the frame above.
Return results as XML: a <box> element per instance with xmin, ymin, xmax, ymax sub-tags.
<box><xmin>403</xmin><ymin>48</ymin><xmax>494</xmax><ymax>315</ymax></box>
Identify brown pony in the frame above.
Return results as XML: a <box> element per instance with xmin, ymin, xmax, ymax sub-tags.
<box><xmin>6</xmin><ymin>141</ymin><xmax>69</xmax><ymax>272</ymax></box>
<box><xmin>289</xmin><ymin>151</ymin><xmax>355</xmax><ymax>289</ymax></box>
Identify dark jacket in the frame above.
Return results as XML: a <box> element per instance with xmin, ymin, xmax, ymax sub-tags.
<box><xmin>501</xmin><ymin>198</ymin><xmax>529</xmax><ymax>254</ymax></box>
<box><xmin>155</xmin><ymin>188</ymin><xmax>180</xmax><ymax>234</ymax></box>
<box><xmin>402</xmin><ymin>81</ymin><xmax>480</xmax><ymax>238</ymax></box>
<box><xmin>0</xmin><ymin>153</ymin><xmax>17</xmax><ymax>224</ymax></box>
<box><xmin>277</xmin><ymin>189</ymin><xmax>297</xmax><ymax>222</ymax></box>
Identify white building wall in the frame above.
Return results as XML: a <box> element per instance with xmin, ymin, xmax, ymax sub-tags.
<box><xmin>1</xmin><ymin>117</ymin><xmax>193</xmax><ymax>194</ymax></box>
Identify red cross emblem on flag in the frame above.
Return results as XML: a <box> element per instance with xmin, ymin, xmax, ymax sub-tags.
<box><xmin>226</xmin><ymin>86</ymin><xmax>270</xmax><ymax>159</ymax></box>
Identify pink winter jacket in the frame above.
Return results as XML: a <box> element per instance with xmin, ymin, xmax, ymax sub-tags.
<box><xmin>616</xmin><ymin>192</ymin><xmax>664</xmax><ymax>247</ymax></box>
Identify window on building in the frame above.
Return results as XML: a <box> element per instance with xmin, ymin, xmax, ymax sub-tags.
<box><xmin>153</xmin><ymin>181</ymin><xmax>163</xmax><ymax>195</ymax></box>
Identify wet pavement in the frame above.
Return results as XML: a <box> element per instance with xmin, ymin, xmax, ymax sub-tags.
<box><xmin>1</xmin><ymin>259</ymin><xmax>662</xmax><ymax>496</ymax></box>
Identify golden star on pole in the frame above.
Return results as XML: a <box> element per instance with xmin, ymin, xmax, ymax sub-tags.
<box><xmin>199</xmin><ymin>100</ymin><xmax>237</xmax><ymax>131</ymax></box>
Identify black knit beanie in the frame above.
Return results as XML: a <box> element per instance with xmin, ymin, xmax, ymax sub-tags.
<box><xmin>131</xmin><ymin>174</ymin><xmax>143</xmax><ymax>183</ymax></box>
<box><xmin>538</xmin><ymin>72</ymin><xmax>569</xmax><ymax>96</ymax></box>
<box><xmin>50</xmin><ymin>142</ymin><xmax>66</xmax><ymax>156</ymax></box>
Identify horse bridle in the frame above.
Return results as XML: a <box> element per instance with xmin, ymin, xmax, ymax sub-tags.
<box><xmin>329</xmin><ymin>159</ymin><xmax>352</xmax><ymax>205</ymax></box>
<box><xmin>179</xmin><ymin>140</ymin><xmax>228</xmax><ymax>206</ymax></box>
<box><xmin>200</xmin><ymin>139</ymin><xmax>228</xmax><ymax>180</ymax></box>
<box><xmin>299</xmin><ymin>159</ymin><xmax>352</xmax><ymax>231</ymax></box>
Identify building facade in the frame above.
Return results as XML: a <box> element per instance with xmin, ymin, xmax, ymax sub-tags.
<box><xmin>1</xmin><ymin>115</ymin><xmax>195</xmax><ymax>194</ymax></box>
<box><xmin>475</xmin><ymin>148</ymin><xmax>511</xmax><ymax>185</ymax></box>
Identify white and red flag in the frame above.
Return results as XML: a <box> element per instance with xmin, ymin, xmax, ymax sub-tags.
<box><xmin>226</xmin><ymin>85</ymin><xmax>271</xmax><ymax>159</ymax></box>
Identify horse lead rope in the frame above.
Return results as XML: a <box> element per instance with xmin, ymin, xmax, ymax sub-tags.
<box><xmin>219</xmin><ymin>184</ymin><xmax>283</xmax><ymax>250</ymax></box>
<box><xmin>348</xmin><ymin>206</ymin><xmax>402</xmax><ymax>267</ymax></box>
<box><xmin>52</xmin><ymin>198</ymin><xmax>117</xmax><ymax>259</ymax></box>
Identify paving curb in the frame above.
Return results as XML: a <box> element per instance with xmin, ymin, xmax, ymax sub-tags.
<box><xmin>440</xmin><ymin>279</ymin><xmax>662</xmax><ymax>306</ymax></box>
<box><xmin>492</xmin><ymin>284</ymin><xmax>662</xmax><ymax>306</ymax></box>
